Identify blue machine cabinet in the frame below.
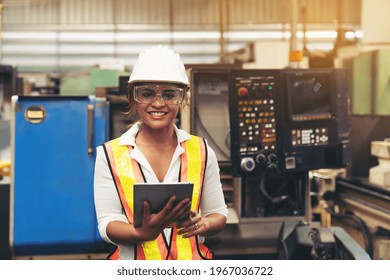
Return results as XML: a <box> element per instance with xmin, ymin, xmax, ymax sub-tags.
<box><xmin>10</xmin><ymin>96</ymin><xmax>110</xmax><ymax>257</ymax></box>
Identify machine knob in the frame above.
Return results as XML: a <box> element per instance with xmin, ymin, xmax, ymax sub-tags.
<box><xmin>268</xmin><ymin>153</ymin><xmax>278</xmax><ymax>163</ymax></box>
<box><xmin>255</xmin><ymin>153</ymin><xmax>267</xmax><ymax>165</ymax></box>
<box><xmin>267</xmin><ymin>162</ymin><xmax>278</xmax><ymax>172</ymax></box>
<box><xmin>240</xmin><ymin>157</ymin><xmax>256</xmax><ymax>172</ymax></box>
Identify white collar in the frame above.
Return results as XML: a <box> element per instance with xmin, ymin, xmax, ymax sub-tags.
<box><xmin>118</xmin><ymin>122</ymin><xmax>191</xmax><ymax>146</ymax></box>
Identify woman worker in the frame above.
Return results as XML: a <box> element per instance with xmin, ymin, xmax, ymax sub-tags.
<box><xmin>94</xmin><ymin>45</ymin><xmax>228</xmax><ymax>260</ymax></box>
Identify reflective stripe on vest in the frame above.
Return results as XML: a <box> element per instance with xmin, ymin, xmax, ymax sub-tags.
<box><xmin>104</xmin><ymin>138</ymin><xmax>168</xmax><ymax>260</ymax></box>
<box><xmin>170</xmin><ymin>135</ymin><xmax>207</xmax><ymax>260</ymax></box>
<box><xmin>103</xmin><ymin>134</ymin><xmax>210</xmax><ymax>260</ymax></box>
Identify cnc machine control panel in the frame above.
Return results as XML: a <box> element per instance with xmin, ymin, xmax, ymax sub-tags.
<box><xmin>229</xmin><ymin>69</ymin><xmax>350</xmax><ymax>176</ymax></box>
<box><xmin>230</xmin><ymin>70</ymin><xmax>282</xmax><ymax>174</ymax></box>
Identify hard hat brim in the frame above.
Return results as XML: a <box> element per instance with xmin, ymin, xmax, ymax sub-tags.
<box><xmin>128</xmin><ymin>79</ymin><xmax>190</xmax><ymax>87</ymax></box>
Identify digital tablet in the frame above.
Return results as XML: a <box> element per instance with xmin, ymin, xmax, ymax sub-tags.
<box><xmin>133</xmin><ymin>182</ymin><xmax>194</xmax><ymax>227</ymax></box>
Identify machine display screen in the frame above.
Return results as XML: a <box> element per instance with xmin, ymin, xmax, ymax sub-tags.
<box><xmin>287</xmin><ymin>73</ymin><xmax>332</xmax><ymax>119</ymax></box>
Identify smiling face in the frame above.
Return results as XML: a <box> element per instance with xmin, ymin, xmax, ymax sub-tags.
<box><xmin>131</xmin><ymin>82</ymin><xmax>187</xmax><ymax>131</ymax></box>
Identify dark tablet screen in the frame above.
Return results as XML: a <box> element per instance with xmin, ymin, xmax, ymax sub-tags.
<box><xmin>133</xmin><ymin>182</ymin><xmax>194</xmax><ymax>227</ymax></box>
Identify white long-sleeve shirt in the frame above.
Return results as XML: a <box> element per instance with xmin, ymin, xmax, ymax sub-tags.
<box><xmin>94</xmin><ymin>123</ymin><xmax>228</xmax><ymax>259</ymax></box>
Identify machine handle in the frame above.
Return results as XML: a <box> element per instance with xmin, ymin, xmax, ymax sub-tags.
<box><xmin>87</xmin><ymin>104</ymin><xmax>94</xmax><ymax>155</ymax></box>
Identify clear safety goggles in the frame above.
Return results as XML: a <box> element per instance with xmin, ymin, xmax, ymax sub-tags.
<box><xmin>133</xmin><ymin>85</ymin><xmax>184</xmax><ymax>105</ymax></box>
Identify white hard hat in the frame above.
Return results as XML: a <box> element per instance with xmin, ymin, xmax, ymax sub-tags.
<box><xmin>128</xmin><ymin>45</ymin><xmax>189</xmax><ymax>86</ymax></box>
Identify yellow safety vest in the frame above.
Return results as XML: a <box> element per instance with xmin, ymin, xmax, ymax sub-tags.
<box><xmin>103</xmin><ymin>134</ymin><xmax>213</xmax><ymax>260</ymax></box>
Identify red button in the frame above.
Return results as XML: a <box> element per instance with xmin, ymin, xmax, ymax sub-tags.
<box><xmin>238</xmin><ymin>87</ymin><xmax>248</xmax><ymax>97</ymax></box>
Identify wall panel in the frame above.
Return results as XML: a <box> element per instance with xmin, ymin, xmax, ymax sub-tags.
<box><xmin>3</xmin><ymin>0</ymin><xmax>361</xmax><ymax>26</ymax></box>
<box><xmin>1</xmin><ymin>0</ymin><xmax>362</xmax><ymax>71</ymax></box>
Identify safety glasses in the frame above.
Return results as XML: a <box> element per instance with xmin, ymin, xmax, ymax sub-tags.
<box><xmin>133</xmin><ymin>85</ymin><xmax>184</xmax><ymax>105</ymax></box>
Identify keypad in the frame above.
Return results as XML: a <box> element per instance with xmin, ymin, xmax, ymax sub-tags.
<box><xmin>291</xmin><ymin>128</ymin><xmax>329</xmax><ymax>146</ymax></box>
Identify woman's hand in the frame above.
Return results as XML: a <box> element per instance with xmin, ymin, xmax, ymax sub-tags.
<box><xmin>176</xmin><ymin>211</ymin><xmax>204</xmax><ymax>238</ymax></box>
<box><xmin>139</xmin><ymin>196</ymin><xmax>191</xmax><ymax>241</ymax></box>
<box><xmin>106</xmin><ymin>201</ymin><xmax>225</xmax><ymax>245</ymax></box>
<box><xmin>177</xmin><ymin>211</ymin><xmax>227</xmax><ymax>239</ymax></box>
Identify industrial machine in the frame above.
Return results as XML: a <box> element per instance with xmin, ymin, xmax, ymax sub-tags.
<box><xmin>227</xmin><ymin>68</ymin><xmax>350</xmax><ymax>221</ymax></box>
<box><xmin>334</xmin><ymin>176</ymin><xmax>390</xmax><ymax>259</ymax></box>
<box><xmin>369</xmin><ymin>140</ymin><xmax>390</xmax><ymax>188</ymax></box>
<box><xmin>278</xmin><ymin>220</ymin><xmax>370</xmax><ymax>260</ymax></box>
<box><xmin>10</xmin><ymin>95</ymin><xmax>112</xmax><ymax>258</ymax></box>
<box><xmin>189</xmin><ymin>67</ymin><xmax>362</xmax><ymax>259</ymax></box>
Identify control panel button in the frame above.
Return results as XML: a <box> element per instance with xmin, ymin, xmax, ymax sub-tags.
<box><xmin>240</xmin><ymin>157</ymin><xmax>256</xmax><ymax>172</ymax></box>
<box><xmin>238</xmin><ymin>87</ymin><xmax>249</xmax><ymax>97</ymax></box>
